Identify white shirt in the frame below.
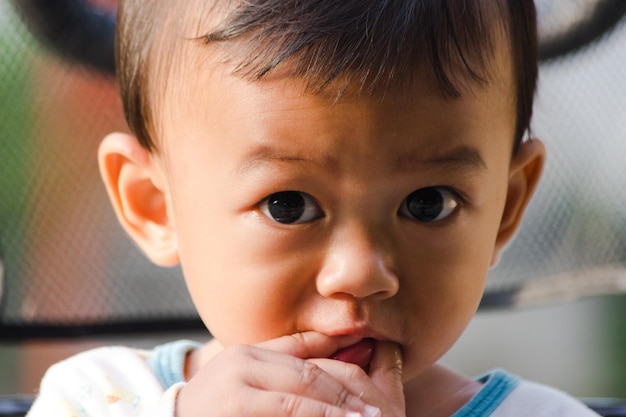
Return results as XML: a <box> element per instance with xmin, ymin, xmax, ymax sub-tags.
<box><xmin>26</xmin><ymin>341</ymin><xmax>600</xmax><ymax>417</ymax></box>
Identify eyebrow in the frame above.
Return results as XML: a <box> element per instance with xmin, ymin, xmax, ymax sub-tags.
<box><xmin>237</xmin><ymin>144</ymin><xmax>487</xmax><ymax>176</ymax></box>
<box><xmin>236</xmin><ymin>145</ymin><xmax>338</xmax><ymax>175</ymax></box>
<box><xmin>393</xmin><ymin>145</ymin><xmax>488</xmax><ymax>174</ymax></box>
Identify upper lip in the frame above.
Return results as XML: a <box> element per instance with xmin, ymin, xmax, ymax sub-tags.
<box><xmin>322</xmin><ymin>325</ymin><xmax>398</xmax><ymax>344</ymax></box>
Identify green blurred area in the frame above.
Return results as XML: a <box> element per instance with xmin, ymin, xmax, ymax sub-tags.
<box><xmin>0</xmin><ymin>3</ymin><xmax>33</xmax><ymax>395</ymax></box>
<box><xmin>606</xmin><ymin>296</ymin><xmax>626</xmax><ymax>394</ymax></box>
<box><xmin>0</xmin><ymin>5</ymin><xmax>33</xmax><ymax>250</ymax></box>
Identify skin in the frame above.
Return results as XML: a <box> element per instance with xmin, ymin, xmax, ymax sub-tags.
<box><xmin>98</xmin><ymin>37</ymin><xmax>545</xmax><ymax>417</ymax></box>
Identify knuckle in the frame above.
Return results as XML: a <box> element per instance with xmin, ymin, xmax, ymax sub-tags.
<box><xmin>226</xmin><ymin>344</ymin><xmax>258</xmax><ymax>364</ymax></box>
<box><xmin>289</xmin><ymin>332</ymin><xmax>307</xmax><ymax>345</ymax></box>
<box><xmin>298</xmin><ymin>360</ymin><xmax>324</xmax><ymax>389</ymax></box>
<box><xmin>323</xmin><ymin>404</ymin><xmax>339</xmax><ymax>417</ymax></box>
<box><xmin>286</xmin><ymin>332</ymin><xmax>311</xmax><ymax>356</ymax></box>
<box><xmin>334</xmin><ymin>387</ymin><xmax>351</xmax><ymax>407</ymax></box>
<box><xmin>279</xmin><ymin>393</ymin><xmax>302</xmax><ymax>417</ymax></box>
<box><xmin>220</xmin><ymin>345</ymin><xmax>257</xmax><ymax>376</ymax></box>
<box><xmin>280</xmin><ymin>393</ymin><xmax>338</xmax><ymax>417</ymax></box>
<box><xmin>344</xmin><ymin>362</ymin><xmax>368</xmax><ymax>384</ymax></box>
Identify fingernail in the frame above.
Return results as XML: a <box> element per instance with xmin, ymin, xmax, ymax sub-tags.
<box><xmin>345</xmin><ymin>412</ymin><xmax>362</xmax><ymax>417</ymax></box>
<box><xmin>363</xmin><ymin>405</ymin><xmax>381</xmax><ymax>417</ymax></box>
<box><xmin>395</xmin><ymin>350</ymin><xmax>403</xmax><ymax>371</ymax></box>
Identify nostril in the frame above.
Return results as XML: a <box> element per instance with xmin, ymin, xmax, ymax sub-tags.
<box><xmin>316</xmin><ymin>251</ymin><xmax>399</xmax><ymax>300</ymax></box>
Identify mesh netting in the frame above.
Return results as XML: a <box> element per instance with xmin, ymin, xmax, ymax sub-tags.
<box><xmin>488</xmin><ymin>6</ymin><xmax>626</xmax><ymax>305</ymax></box>
<box><xmin>0</xmin><ymin>1</ymin><xmax>625</xmax><ymax>335</ymax></box>
<box><xmin>0</xmin><ymin>2</ymin><xmax>196</xmax><ymax>331</ymax></box>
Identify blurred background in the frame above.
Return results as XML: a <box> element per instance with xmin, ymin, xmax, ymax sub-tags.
<box><xmin>1</xmin><ymin>0</ymin><xmax>625</xmax><ymax>401</ymax></box>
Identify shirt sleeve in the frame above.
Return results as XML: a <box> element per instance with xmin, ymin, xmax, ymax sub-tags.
<box><xmin>26</xmin><ymin>346</ymin><xmax>183</xmax><ymax>417</ymax></box>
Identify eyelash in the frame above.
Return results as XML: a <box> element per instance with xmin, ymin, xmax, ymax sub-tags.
<box><xmin>257</xmin><ymin>185</ymin><xmax>468</xmax><ymax>225</ymax></box>
<box><xmin>397</xmin><ymin>186</ymin><xmax>466</xmax><ymax>223</ymax></box>
<box><xmin>258</xmin><ymin>191</ymin><xmax>324</xmax><ymax>225</ymax></box>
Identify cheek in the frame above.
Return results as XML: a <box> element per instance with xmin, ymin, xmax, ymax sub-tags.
<box><xmin>397</xmin><ymin>219</ymin><xmax>498</xmax><ymax>373</ymax></box>
<box><xmin>165</xmin><ymin>159</ymin><xmax>326</xmax><ymax>345</ymax></box>
<box><xmin>402</xmin><ymin>242</ymin><xmax>489</xmax><ymax>323</ymax></box>
<box><xmin>176</xmin><ymin>214</ymin><xmax>323</xmax><ymax>346</ymax></box>
<box><xmin>399</xmin><ymin>265</ymin><xmax>486</xmax><ymax>379</ymax></box>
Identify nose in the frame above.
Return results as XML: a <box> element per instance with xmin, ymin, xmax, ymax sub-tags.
<box><xmin>316</xmin><ymin>224</ymin><xmax>400</xmax><ymax>300</ymax></box>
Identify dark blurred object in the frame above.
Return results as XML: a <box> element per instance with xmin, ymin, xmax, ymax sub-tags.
<box><xmin>582</xmin><ymin>399</ymin><xmax>626</xmax><ymax>417</ymax></box>
<box><xmin>0</xmin><ymin>396</ymin><xmax>32</xmax><ymax>417</ymax></box>
<box><xmin>537</xmin><ymin>0</ymin><xmax>626</xmax><ymax>60</ymax></box>
<box><xmin>10</xmin><ymin>0</ymin><xmax>116</xmax><ymax>75</ymax></box>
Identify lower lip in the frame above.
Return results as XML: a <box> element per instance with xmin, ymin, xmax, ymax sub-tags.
<box><xmin>329</xmin><ymin>338</ymin><xmax>375</xmax><ymax>372</ymax></box>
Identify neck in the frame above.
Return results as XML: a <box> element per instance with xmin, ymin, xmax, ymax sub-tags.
<box><xmin>404</xmin><ymin>364</ymin><xmax>482</xmax><ymax>417</ymax></box>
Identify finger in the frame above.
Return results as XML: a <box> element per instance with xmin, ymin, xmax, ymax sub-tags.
<box><xmin>308</xmin><ymin>359</ymin><xmax>384</xmax><ymax>417</ymax></box>
<box><xmin>368</xmin><ymin>341</ymin><xmax>404</xmax><ymax>409</ymax></box>
<box><xmin>309</xmin><ymin>341</ymin><xmax>403</xmax><ymax>398</ymax></box>
<box><xmin>179</xmin><ymin>344</ymin><xmax>369</xmax><ymax>417</ymax></box>
<box><xmin>243</xmin><ymin>349</ymin><xmax>369</xmax><ymax>411</ymax></box>
<box><xmin>234</xmin><ymin>388</ymin><xmax>369</xmax><ymax>417</ymax></box>
<box><xmin>310</xmin><ymin>342</ymin><xmax>404</xmax><ymax>416</ymax></box>
<box><xmin>256</xmin><ymin>331</ymin><xmax>361</xmax><ymax>360</ymax></box>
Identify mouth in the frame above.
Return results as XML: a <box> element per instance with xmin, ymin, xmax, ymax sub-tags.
<box><xmin>329</xmin><ymin>338</ymin><xmax>375</xmax><ymax>373</ymax></box>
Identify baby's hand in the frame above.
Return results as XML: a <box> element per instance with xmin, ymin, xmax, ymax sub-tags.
<box><xmin>175</xmin><ymin>332</ymin><xmax>378</xmax><ymax>417</ymax></box>
<box><xmin>311</xmin><ymin>340</ymin><xmax>405</xmax><ymax>417</ymax></box>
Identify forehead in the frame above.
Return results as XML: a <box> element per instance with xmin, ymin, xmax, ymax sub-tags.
<box><xmin>156</xmin><ymin>43</ymin><xmax>517</xmax><ymax>176</ymax></box>
<box><xmin>158</xmin><ymin>26</ymin><xmax>516</xmax><ymax>149</ymax></box>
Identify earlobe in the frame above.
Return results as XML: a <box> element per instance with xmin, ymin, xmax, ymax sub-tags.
<box><xmin>492</xmin><ymin>138</ymin><xmax>546</xmax><ymax>265</ymax></box>
<box><xmin>98</xmin><ymin>132</ymin><xmax>180</xmax><ymax>267</ymax></box>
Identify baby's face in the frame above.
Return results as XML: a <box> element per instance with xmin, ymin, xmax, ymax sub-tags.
<box><xmin>155</xmin><ymin>59</ymin><xmax>519</xmax><ymax>381</ymax></box>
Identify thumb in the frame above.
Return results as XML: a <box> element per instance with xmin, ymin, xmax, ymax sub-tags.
<box><xmin>369</xmin><ymin>341</ymin><xmax>404</xmax><ymax>408</ymax></box>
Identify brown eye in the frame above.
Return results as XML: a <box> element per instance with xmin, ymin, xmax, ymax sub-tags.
<box><xmin>399</xmin><ymin>187</ymin><xmax>458</xmax><ymax>222</ymax></box>
<box><xmin>260</xmin><ymin>191</ymin><xmax>323</xmax><ymax>224</ymax></box>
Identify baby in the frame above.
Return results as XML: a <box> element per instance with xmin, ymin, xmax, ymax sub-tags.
<box><xmin>28</xmin><ymin>0</ymin><xmax>600</xmax><ymax>416</ymax></box>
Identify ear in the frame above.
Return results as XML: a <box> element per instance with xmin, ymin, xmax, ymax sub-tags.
<box><xmin>492</xmin><ymin>138</ymin><xmax>546</xmax><ymax>265</ymax></box>
<box><xmin>98</xmin><ymin>132</ymin><xmax>179</xmax><ymax>266</ymax></box>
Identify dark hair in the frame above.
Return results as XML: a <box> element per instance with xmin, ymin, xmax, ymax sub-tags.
<box><xmin>117</xmin><ymin>0</ymin><xmax>537</xmax><ymax>153</ymax></box>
